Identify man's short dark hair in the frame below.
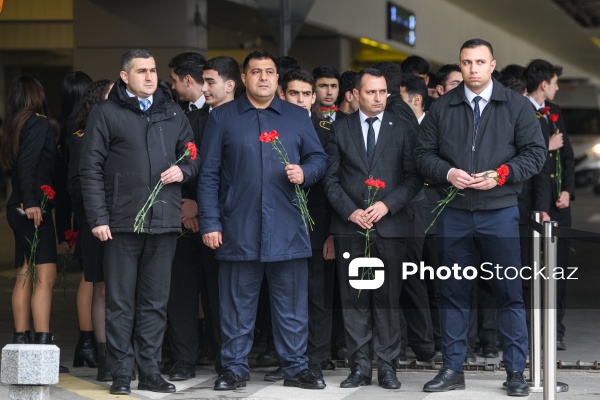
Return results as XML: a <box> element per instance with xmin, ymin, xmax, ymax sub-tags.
<box><xmin>281</xmin><ymin>69</ymin><xmax>315</xmax><ymax>93</ymax></box>
<box><xmin>276</xmin><ymin>56</ymin><xmax>301</xmax><ymax>85</ymax></box>
<box><xmin>525</xmin><ymin>59</ymin><xmax>563</xmax><ymax>94</ymax></box>
<box><xmin>373</xmin><ymin>62</ymin><xmax>402</xmax><ymax>94</ymax></box>
<box><xmin>401</xmin><ymin>74</ymin><xmax>428</xmax><ymax>103</ymax></box>
<box><xmin>355</xmin><ymin>68</ymin><xmax>384</xmax><ymax>90</ymax></box>
<box><xmin>168</xmin><ymin>52</ymin><xmax>206</xmax><ymax>83</ymax></box>
<box><xmin>122</xmin><ymin>49</ymin><xmax>153</xmax><ymax>72</ymax></box>
<box><xmin>460</xmin><ymin>38</ymin><xmax>494</xmax><ymax>58</ymax></box>
<box><xmin>436</xmin><ymin>64</ymin><xmax>461</xmax><ymax>86</ymax></box>
<box><xmin>242</xmin><ymin>50</ymin><xmax>277</xmax><ymax>73</ymax></box>
<box><xmin>500</xmin><ymin>74</ymin><xmax>527</xmax><ymax>94</ymax></box>
<box><xmin>401</xmin><ymin>55</ymin><xmax>430</xmax><ymax>75</ymax></box>
<box><xmin>203</xmin><ymin>56</ymin><xmax>241</xmax><ymax>90</ymax></box>
<box><xmin>336</xmin><ymin>71</ymin><xmax>357</xmax><ymax>105</ymax></box>
<box><xmin>312</xmin><ymin>65</ymin><xmax>340</xmax><ymax>81</ymax></box>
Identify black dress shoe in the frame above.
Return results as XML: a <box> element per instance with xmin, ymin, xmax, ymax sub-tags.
<box><xmin>465</xmin><ymin>349</ymin><xmax>476</xmax><ymax>363</ymax></box>
<box><xmin>416</xmin><ymin>349</ymin><xmax>443</xmax><ymax>363</ymax></box>
<box><xmin>481</xmin><ymin>345</ymin><xmax>499</xmax><ymax>358</ymax></box>
<box><xmin>340</xmin><ymin>370</ymin><xmax>372</xmax><ymax>388</ymax></box>
<box><xmin>378</xmin><ymin>370</ymin><xmax>401</xmax><ymax>389</ymax></box>
<box><xmin>308</xmin><ymin>364</ymin><xmax>324</xmax><ymax>379</ymax></box>
<box><xmin>138</xmin><ymin>374</ymin><xmax>176</xmax><ymax>393</ymax></box>
<box><xmin>557</xmin><ymin>339</ymin><xmax>567</xmax><ymax>351</ymax></box>
<box><xmin>161</xmin><ymin>359</ymin><xmax>176</xmax><ymax>375</ymax></box>
<box><xmin>320</xmin><ymin>359</ymin><xmax>335</xmax><ymax>370</ymax></box>
<box><xmin>283</xmin><ymin>368</ymin><xmax>326</xmax><ymax>389</ymax></box>
<box><xmin>110</xmin><ymin>376</ymin><xmax>131</xmax><ymax>395</ymax></box>
<box><xmin>214</xmin><ymin>370</ymin><xmax>246</xmax><ymax>390</ymax></box>
<box><xmin>506</xmin><ymin>371</ymin><xmax>529</xmax><ymax>396</ymax></box>
<box><xmin>264</xmin><ymin>367</ymin><xmax>284</xmax><ymax>382</ymax></box>
<box><xmin>423</xmin><ymin>368</ymin><xmax>465</xmax><ymax>392</ymax></box>
<box><xmin>169</xmin><ymin>360</ymin><xmax>195</xmax><ymax>381</ymax></box>
<box><xmin>336</xmin><ymin>347</ymin><xmax>348</xmax><ymax>360</ymax></box>
<box><xmin>256</xmin><ymin>349</ymin><xmax>279</xmax><ymax>367</ymax></box>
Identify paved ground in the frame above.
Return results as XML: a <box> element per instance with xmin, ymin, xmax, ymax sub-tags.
<box><xmin>1</xmin><ymin>187</ymin><xmax>600</xmax><ymax>399</ymax></box>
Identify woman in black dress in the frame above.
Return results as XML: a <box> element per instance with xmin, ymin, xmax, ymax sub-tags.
<box><xmin>0</xmin><ymin>77</ymin><xmax>58</xmax><ymax>345</ymax></box>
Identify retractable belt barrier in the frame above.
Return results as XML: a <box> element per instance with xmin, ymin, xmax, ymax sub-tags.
<box><xmin>526</xmin><ymin>212</ymin><xmax>600</xmax><ymax>398</ymax></box>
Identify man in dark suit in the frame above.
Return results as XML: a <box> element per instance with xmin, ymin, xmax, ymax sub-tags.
<box><xmin>525</xmin><ymin>59</ymin><xmax>575</xmax><ymax>350</ymax></box>
<box><xmin>162</xmin><ymin>51</ymin><xmax>206</xmax><ymax>382</ymax></box>
<box><xmin>416</xmin><ymin>38</ymin><xmax>546</xmax><ymax>396</ymax></box>
<box><xmin>323</xmin><ymin>68</ymin><xmax>423</xmax><ymax>390</ymax></box>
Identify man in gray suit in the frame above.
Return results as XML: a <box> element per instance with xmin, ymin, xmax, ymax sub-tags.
<box><xmin>323</xmin><ymin>68</ymin><xmax>423</xmax><ymax>390</ymax></box>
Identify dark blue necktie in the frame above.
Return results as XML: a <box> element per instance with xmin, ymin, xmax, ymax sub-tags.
<box><xmin>366</xmin><ymin>117</ymin><xmax>377</xmax><ymax>167</ymax></box>
<box><xmin>473</xmin><ymin>96</ymin><xmax>482</xmax><ymax>132</ymax></box>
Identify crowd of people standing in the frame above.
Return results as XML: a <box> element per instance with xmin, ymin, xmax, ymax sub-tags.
<box><xmin>0</xmin><ymin>37</ymin><xmax>574</xmax><ymax>397</ymax></box>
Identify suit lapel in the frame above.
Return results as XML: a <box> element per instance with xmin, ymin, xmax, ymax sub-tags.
<box><xmin>370</xmin><ymin>112</ymin><xmax>393</xmax><ymax>168</ymax></box>
<box><xmin>349</xmin><ymin>113</ymin><xmax>370</xmax><ymax>170</ymax></box>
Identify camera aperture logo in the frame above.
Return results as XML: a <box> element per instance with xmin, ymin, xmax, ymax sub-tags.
<box><xmin>344</xmin><ymin>252</ymin><xmax>385</xmax><ymax>290</ymax></box>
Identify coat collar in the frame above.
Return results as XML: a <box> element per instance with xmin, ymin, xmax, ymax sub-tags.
<box><xmin>448</xmin><ymin>77</ymin><xmax>508</xmax><ymax>106</ymax></box>
<box><xmin>237</xmin><ymin>93</ymin><xmax>284</xmax><ymax>115</ymax></box>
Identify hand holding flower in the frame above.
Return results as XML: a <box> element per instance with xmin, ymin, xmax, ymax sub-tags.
<box><xmin>548</xmin><ymin>130</ymin><xmax>564</xmax><ymax>151</ymax></box>
<box><xmin>349</xmin><ymin>209</ymin><xmax>372</xmax><ymax>229</ymax></box>
<box><xmin>25</xmin><ymin>207</ymin><xmax>43</xmax><ymax>228</ymax></box>
<box><xmin>365</xmin><ymin>201</ymin><xmax>389</xmax><ymax>224</ymax></box>
<box><xmin>161</xmin><ymin>165</ymin><xmax>184</xmax><ymax>184</ymax></box>
<box><xmin>448</xmin><ymin>168</ymin><xmax>474</xmax><ymax>190</ymax></box>
<box><xmin>285</xmin><ymin>164</ymin><xmax>304</xmax><ymax>185</ymax></box>
<box><xmin>469</xmin><ymin>170</ymin><xmax>499</xmax><ymax>190</ymax></box>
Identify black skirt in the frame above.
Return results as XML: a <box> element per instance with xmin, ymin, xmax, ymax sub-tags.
<box><xmin>72</xmin><ymin>202</ymin><xmax>104</xmax><ymax>282</ymax></box>
<box><xmin>7</xmin><ymin>206</ymin><xmax>57</xmax><ymax>267</ymax></box>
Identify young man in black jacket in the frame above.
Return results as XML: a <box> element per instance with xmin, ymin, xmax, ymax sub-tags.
<box><xmin>416</xmin><ymin>38</ymin><xmax>546</xmax><ymax>397</ymax></box>
<box><xmin>80</xmin><ymin>48</ymin><xmax>198</xmax><ymax>395</ymax></box>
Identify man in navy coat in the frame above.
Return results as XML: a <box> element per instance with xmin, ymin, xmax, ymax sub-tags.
<box><xmin>198</xmin><ymin>50</ymin><xmax>328</xmax><ymax>391</ymax></box>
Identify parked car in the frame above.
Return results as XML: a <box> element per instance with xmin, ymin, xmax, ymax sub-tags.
<box><xmin>553</xmin><ymin>81</ymin><xmax>600</xmax><ymax>194</ymax></box>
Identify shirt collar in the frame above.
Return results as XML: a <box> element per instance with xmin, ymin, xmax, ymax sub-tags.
<box><xmin>237</xmin><ymin>93</ymin><xmax>283</xmax><ymax>115</ymax></box>
<box><xmin>127</xmin><ymin>89</ymin><xmax>153</xmax><ymax>106</ymax></box>
<box><xmin>358</xmin><ymin>109</ymin><xmax>384</xmax><ymax>125</ymax></box>
<box><xmin>191</xmin><ymin>95</ymin><xmax>205</xmax><ymax>110</ymax></box>
<box><xmin>464</xmin><ymin>81</ymin><xmax>493</xmax><ymax>105</ymax></box>
<box><xmin>528</xmin><ymin>96</ymin><xmax>545</xmax><ymax>110</ymax></box>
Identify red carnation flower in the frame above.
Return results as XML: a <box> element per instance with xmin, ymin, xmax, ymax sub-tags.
<box><xmin>541</xmin><ymin>106</ymin><xmax>551</xmax><ymax>115</ymax></box>
<box><xmin>185</xmin><ymin>142</ymin><xmax>197</xmax><ymax>160</ymax></box>
<box><xmin>549</xmin><ymin>114</ymin><xmax>559</xmax><ymax>123</ymax></box>
<box><xmin>40</xmin><ymin>185</ymin><xmax>55</xmax><ymax>200</ymax></box>
<box><xmin>321</xmin><ymin>106</ymin><xmax>328</xmax><ymax>112</ymax></box>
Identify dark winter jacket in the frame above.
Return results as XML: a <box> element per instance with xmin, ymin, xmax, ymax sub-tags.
<box><xmin>79</xmin><ymin>79</ymin><xmax>198</xmax><ymax>233</ymax></box>
<box><xmin>416</xmin><ymin>79</ymin><xmax>547</xmax><ymax>211</ymax></box>
<box><xmin>7</xmin><ymin>114</ymin><xmax>57</xmax><ymax>210</ymax></box>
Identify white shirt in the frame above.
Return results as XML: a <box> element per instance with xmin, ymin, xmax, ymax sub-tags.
<box><xmin>464</xmin><ymin>81</ymin><xmax>493</xmax><ymax>113</ymax></box>
<box><xmin>359</xmin><ymin>109</ymin><xmax>384</xmax><ymax>149</ymax></box>
<box><xmin>528</xmin><ymin>97</ymin><xmax>547</xmax><ymax>121</ymax></box>
<box><xmin>418</xmin><ymin>113</ymin><xmax>426</xmax><ymax>125</ymax></box>
<box><xmin>190</xmin><ymin>95</ymin><xmax>206</xmax><ymax>111</ymax></box>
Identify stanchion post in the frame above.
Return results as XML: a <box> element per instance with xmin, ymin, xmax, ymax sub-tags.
<box><xmin>543</xmin><ymin>221</ymin><xmax>558</xmax><ymax>400</ymax></box>
<box><xmin>529</xmin><ymin>212</ymin><xmax>543</xmax><ymax>392</ymax></box>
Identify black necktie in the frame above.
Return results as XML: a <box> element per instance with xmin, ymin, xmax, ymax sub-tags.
<box><xmin>366</xmin><ymin>117</ymin><xmax>378</xmax><ymax>167</ymax></box>
<box><xmin>189</xmin><ymin>103</ymin><xmax>198</xmax><ymax>111</ymax></box>
<box><xmin>473</xmin><ymin>96</ymin><xmax>482</xmax><ymax>132</ymax></box>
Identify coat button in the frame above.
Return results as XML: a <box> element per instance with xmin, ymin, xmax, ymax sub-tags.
<box><xmin>550</xmin><ymin>174</ymin><xmax>555</xmax><ymax>178</ymax></box>
<box><xmin>549</xmin><ymin>152</ymin><xmax>553</xmax><ymax>157</ymax></box>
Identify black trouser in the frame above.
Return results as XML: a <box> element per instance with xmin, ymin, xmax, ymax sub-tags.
<box><xmin>549</xmin><ymin>206</ymin><xmax>571</xmax><ymax>339</ymax></box>
<box><xmin>401</xmin><ymin>199</ymin><xmax>435</xmax><ymax>356</ymax></box>
<box><xmin>307</xmin><ymin>249</ymin><xmax>335</xmax><ymax>365</ymax></box>
<box><xmin>104</xmin><ymin>233</ymin><xmax>176</xmax><ymax>378</ymax></box>
<box><xmin>335</xmin><ymin>236</ymin><xmax>405</xmax><ymax>378</ymax></box>
<box><xmin>200</xmin><ymin>244</ymin><xmax>222</xmax><ymax>372</ymax></box>
<box><xmin>423</xmin><ymin>233</ymin><xmax>442</xmax><ymax>351</ymax></box>
<box><xmin>166</xmin><ymin>233</ymin><xmax>202</xmax><ymax>365</ymax></box>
